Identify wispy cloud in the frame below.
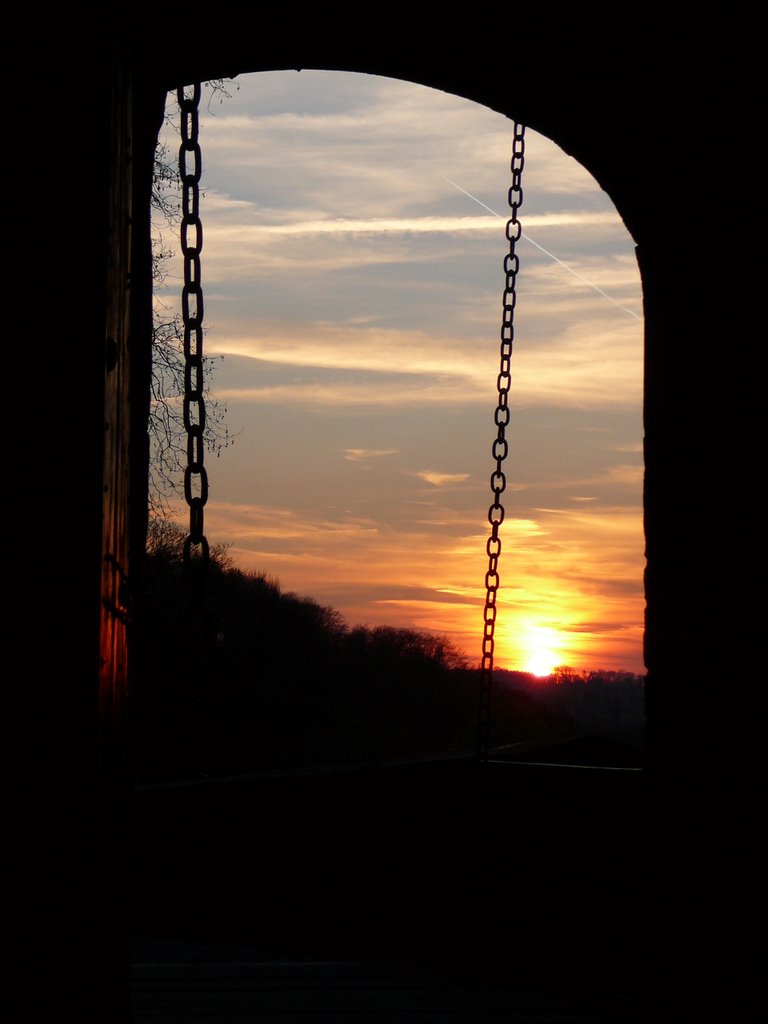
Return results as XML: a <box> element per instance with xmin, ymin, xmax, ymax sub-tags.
<box><xmin>209</xmin><ymin>317</ymin><xmax>642</xmax><ymax>409</ymax></box>
<box><xmin>344</xmin><ymin>448</ymin><xmax>399</xmax><ymax>462</ymax></box>
<box><xmin>206</xmin><ymin>209</ymin><xmax>620</xmax><ymax>237</ymax></box>
<box><xmin>413</xmin><ymin>470</ymin><xmax>472</xmax><ymax>487</ymax></box>
<box><xmin>216</xmin><ymin>380</ymin><xmax>483</xmax><ymax>408</ymax></box>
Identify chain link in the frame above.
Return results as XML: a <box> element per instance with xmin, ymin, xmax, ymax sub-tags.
<box><xmin>478</xmin><ymin>122</ymin><xmax>525</xmax><ymax>762</ymax></box>
<box><xmin>178</xmin><ymin>83</ymin><xmax>209</xmax><ymax>573</ymax></box>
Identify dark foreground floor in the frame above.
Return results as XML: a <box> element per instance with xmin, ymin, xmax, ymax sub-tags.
<box><xmin>125</xmin><ymin>754</ymin><xmax>647</xmax><ymax>1021</ymax></box>
<box><xmin>130</xmin><ymin>945</ymin><xmax>642</xmax><ymax>1023</ymax></box>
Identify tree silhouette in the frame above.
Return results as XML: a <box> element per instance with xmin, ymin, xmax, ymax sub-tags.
<box><xmin>135</xmin><ymin>521</ymin><xmax>574</xmax><ymax>781</ymax></box>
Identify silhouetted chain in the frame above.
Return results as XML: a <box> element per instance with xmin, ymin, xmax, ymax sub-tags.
<box><xmin>478</xmin><ymin>122</ymin><xmax>526</xmax><ymax>761</ymax></box>
<box><xmin>178</xmin><ymin>83</ymin><xmax>210</xmax><ymax>570</ymax></box>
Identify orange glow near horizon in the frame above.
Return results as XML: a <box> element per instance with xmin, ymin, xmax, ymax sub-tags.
<box><xmin>195</xmin><ymin>497</ymin><xmax>646</xmax><ymax>675</ymax></box>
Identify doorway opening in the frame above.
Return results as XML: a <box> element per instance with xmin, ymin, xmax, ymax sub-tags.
<box><xmin>141</xmin><ymin>70</ymin><xmax>645</xmax><ymax>781</ymax></box>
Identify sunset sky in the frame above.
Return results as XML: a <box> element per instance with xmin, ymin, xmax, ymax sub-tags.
<box><xmin>154</xmin><ymin>70</ymin><xmax>645</xmax><ymax>675</ymax></box>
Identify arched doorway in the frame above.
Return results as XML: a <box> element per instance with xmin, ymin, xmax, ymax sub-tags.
<box><xmin>142</xmin><ymin>69</ymin><xmax>644</xmax><ymax>778</ymax></box>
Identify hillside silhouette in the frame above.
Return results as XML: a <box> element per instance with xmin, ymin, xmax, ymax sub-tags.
<box><xmin>133</xmin><ymin>520</ymin><xmax>574</xmax><ymax>782</ymax></box>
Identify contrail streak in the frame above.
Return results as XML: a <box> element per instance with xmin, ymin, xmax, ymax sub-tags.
<box><xmin>443</xmin><ymin>176</ymin><xmax>641</xmax><ymax>321</ymax></box>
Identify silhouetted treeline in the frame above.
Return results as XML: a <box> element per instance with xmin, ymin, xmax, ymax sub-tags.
<box><xmin>133</xmin><ymin>520</ymin><xmax>572</xmax><ymax>782</ymax></box>
<box><xmin>495</xmin><ymin>667</ymin><xmax>645</xmax><ymax>748</ymax></box>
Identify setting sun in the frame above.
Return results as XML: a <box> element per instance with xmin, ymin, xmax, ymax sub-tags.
<box><xmin>515</xmin><ymin>624</ymin><xmax>564</xmax><ymax>677</ymax></box>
